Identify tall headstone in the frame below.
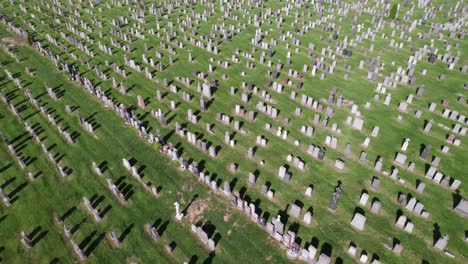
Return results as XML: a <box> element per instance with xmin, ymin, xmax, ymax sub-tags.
<box><xmin>328</xmin><ymin>187</ymin><xmax>342</xmax><ymax>212</ymax></box>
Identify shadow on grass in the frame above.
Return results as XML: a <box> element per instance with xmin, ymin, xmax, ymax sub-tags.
<box><xmin>0</xmin><ymin>215</ymin><xmax>7</xmax><ymax>223</ymax></box>
<box><xmin>61</xmin><ymin>206</ymin><xmax>77</xmax><ymax>221</ymax></box>
<box><xmin>452</xmin><ymin>191</ymin><xmax>462</xmax><ymax>209</ymax></box>
<box><xmin>433</xmin><ymin>223</ymin><xmax>441</xmax><ymax>245</ymax></box>
<box><xmin>182</xmin><ymin>193</ymin><xmax>199</xmax><ymax>215</ymax></box>
<box><xmin>31</xmin><ymin>230</ymin><xmax>48</xmax><ymax>246</ymax></box>
<box><xmin>79</xmin><ymin>230</ymin><xmax>96</xmax><ymax>250</ymax></box>
<box><xmin>158</xmin><ymin>220</ymin><xmax>169</xmax><ymax>236</ymax></box>
<box><xmin>1</xmin><ymin>177</ymin><xmax>16</xmax><ymax>188</ymax></box>
<box><xmin>203</xmin><ymin>251</ymin><xmax>215</xmax><ymax>264</ymax></box>
<box><xmin>0</xmin><ymin>163</ymin><xmax>12</xmax><ymax>173</ymax></box>
<box><xmin>71</xmin><ymin>218</ymin><xmax>87</xmax><ymax>235</ymax></box>
<box><xmin>118</xmin><ymin>223</ymin><xmax>134</xmax><ymax>242</ymax></box>
<box><xmin>320</xmin><ymin>242</ymin><xmax>333</xmax><ymax>257</ymax></box>
<box><xmin>84</xmin><ymin>232</ymin><xmax>105</xmax><ymax>256</ymax></box>
<box><xmin>189</xmin><ymin>255</ymin><xmax>198</xmax><ymax>264</ymax></box>
<box><xmin>9</xmin><ymin>181</ymin><xmax>28</xmax><ymax>197</ymax></box>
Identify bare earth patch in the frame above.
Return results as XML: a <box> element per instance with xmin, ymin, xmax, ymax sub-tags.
<box><xmin>187</xmin><ymin>197</ymin><xmax>212</xmax><ymax>222</ymax></box>
<box><xmin>180</xmin><ymin>182</ymin><xmax>193</xmax><ymax>193</ymax></box>
<box><xmin>223</xmin><ymin>213</ymin><xmax>231</xmax><ymax>222</ymax></box>
<box><xmin>0</xmin><ymin>35</ymin><xmax>25</xmax><ymax>46</ymax></box>
<box><xmin>126</xmin><ymin>256</ymin><xmax>141</xmax><ymax>264</ymax></box>
<box><xmin>342</xmin><ymin>99</ymin><xmax>355</xmax><ymax>107</ymax></box>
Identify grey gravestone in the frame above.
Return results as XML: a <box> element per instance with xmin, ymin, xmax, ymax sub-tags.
<box><xmin>416</xmin><ymin>182</ymin><xmax>426</xmax><ymax>193</ymax></box>
<box><xmin>371</xmin><ymin>177</ymin><xmax>380</xmax><ymax>190</ymax></box>
<box><xmin>371</xmin><ymin>200</ymin><xmax>382</xmax><ymax>214</ymax></box>
<box><xmin>290</xmin><ymin>204</ymin><xmax>302</xmax><ymax>218</ymax></box>
<box><xmin>248</xmin><ymin>172</ymin><xmax>256</xmax><ymax>185</ymax></box>
<box><xmin>329</xmin><ymin>187</ymin><xmax>342</xmax><ymax>211</ymax></box>
<box><xmin>350</xmin><ymin>212</ymin><xmax>366</xmax><ymax>231</ymax></box>
<box><xmin>420</xmin><ymin>144</ymin><xmax>432</xmax><ymax>160</ymax></box>
<box><xmin>434</xmin><ymin>234</ymin><xmax>449</xmax><ymax>251</ymax></box>
<box><xmin>359</xmin><ymin>151</ymin><xmax>367</xmax><ymax>162</ymax></box>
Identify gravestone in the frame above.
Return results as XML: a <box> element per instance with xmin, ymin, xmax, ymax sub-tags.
<box><xmin>371</xmin><ymin>200</ymin><xmax>382</xmax><ymax>214</ymax></box>
<box><xmin>303</xmin><ymin>211</ymin><xmax>312</xmax><ymax>225</ymax></box>
<box><xmin>434</xmin><ymin>234</ymin><xmax>449</xmax><ymax>251</ymax></box>
<box><xmin>329</xmin><ymin>187</ymin><xmax>342</xmax><ymax>212</ymax></box>
<box><xmin>350</xmin><ymin>212</ymin><xmax>366</xmax><ymax>231</ymax></box>
<box><xmin>420</xmin><ymin>144</ymin><xmax>431</xmax><ymax>160</ymax></box>
<box><xmin>290</xmin><ymin>204</ymin><xmax>302</xmax><ymax>218</ymax></box>
<box><xmin>371</xmin><ymin>177</ymin><xmax>380</xmax><ymax>190</ymax></box>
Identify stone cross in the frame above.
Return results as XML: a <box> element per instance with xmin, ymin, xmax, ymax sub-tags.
<box><xmin>174</xmin><ymin>202</ymin><xmax>183</xmax><ymax>220</ymax></box>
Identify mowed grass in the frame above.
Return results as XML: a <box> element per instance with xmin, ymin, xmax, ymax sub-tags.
<box><xmin>0</xmin><ymin>45</ymin><xmax>292</xmax><ymax>263</ymax></box>
<box><xmin>0</xmin><ymin>0</ymin><xmax>467</xmax><ymax>263</ymax></box>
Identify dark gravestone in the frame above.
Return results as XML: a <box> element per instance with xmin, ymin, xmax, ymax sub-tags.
<box><xmin>328</xmin><ymin>187</ymin><xmax>342</xmax><ymax>211</ymax></box>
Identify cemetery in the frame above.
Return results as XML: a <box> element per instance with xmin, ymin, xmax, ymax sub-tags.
<box><xmin>0</xmin><ymin>0</ymin><xmax>467</xmax><ymax>263</ymax></box>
